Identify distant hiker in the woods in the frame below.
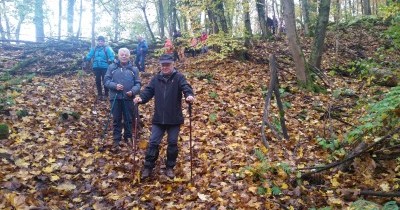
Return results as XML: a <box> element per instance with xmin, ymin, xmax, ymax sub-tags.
<box><xmin>267</xmin><ymin>16</ymin><xmax>278</xmax><ymax>34</ymax></box>
<box><xmin>172</xmin><ymin>30</ymin><xmax>185</xmax><ymax>61</ymax></box>
<box><xmin>134</xmin><ymin>36</ymin><xmax>148</xmax><ymax>72</ymax></box>
<box><xmin>188</xmin><ymin>37</ymin><xmax>199</xmax><ymax>57</ymax></box>
<box><xmin>199</xmin><ymin>31</ymin><xmax>208</xmax><ymax>54</ymax></box>
<box><xmin>105</xmin><ymin>48</ymin><xmax>141</xmax><ymax>151</ymax></box>
<box><xmin>133</xmin><ymin>54</ymin><xmax>194</xmax><ymax>180</ymax></box>
<box><xmin>84</xmin><ymin>36</ymin><xmax>115</xmax><ymax>101</ymax></box>
<box><xmin>164</xmin><ymin>38</ymin><xmax>174</xmax><ymax>55</ymax></box>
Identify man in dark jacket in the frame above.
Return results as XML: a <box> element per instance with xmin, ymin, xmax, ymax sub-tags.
<box><xmin>84</xmin><ymin>36</ymin><xmax>115</xmax><ymax>100</ymax></box>
<box><xmin>134</xmin><ymin>54</ymin><xmax>194</xmax><ymax>180</ymax></box>
<box><xmin>105</xmin><ymin>48</ymin><xmax>141</xmax><ymax>150</ymax></box>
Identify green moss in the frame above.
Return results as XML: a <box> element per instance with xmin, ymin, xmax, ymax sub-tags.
<box><xmin>0</xmin><ymin>124</ymin><xmax>9</xmax><ymax>139</ymax></box>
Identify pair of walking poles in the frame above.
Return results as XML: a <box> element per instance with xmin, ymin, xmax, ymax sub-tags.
<box><xmin>100</xmin><ymin>98</ymin><xmax>194</xmax><ymax>183</ymax></box>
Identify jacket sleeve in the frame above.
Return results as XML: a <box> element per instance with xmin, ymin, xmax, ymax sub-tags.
<box><xmin>104</xmin><ymin>65</ymin><xmax>118</xmax><ymax>90</ymax></box>
<box><xmin>142</xmin><ymin>41</ymin><xmax>149</xmax><ymax>53</ymax></box>
<box><xmin>85</xmin><ymin>48</ymin><xmax>95</xmax><ymax>61</ymax></box>
<box><xmin>179</xmin><ymin>74</ymin><xmax>194</xmax><ymax>98</ymax></box>
<box><xmin>107</xmin><ymin>47</ymin><xmax>115</xmax><ymax>62</ymax></box>
<box><xmin>140</xmin><ymin>77</ymin><xmax>155</xmax><ymax>104</ymax></box>
<box><xmin>131</xmin><ymin>68</ymin><xmax>141</xmax><ymax>95</ymax></box>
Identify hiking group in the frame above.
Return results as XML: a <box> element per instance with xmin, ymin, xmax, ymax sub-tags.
<box><xmin>84</xmin><ymin>36</ymin><xmax>195</xmax><ymax>180</ymax></box>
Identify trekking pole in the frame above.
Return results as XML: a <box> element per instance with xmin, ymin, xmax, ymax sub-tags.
<box><xmin>188</xmin><ymin>102</ymin><xmax>193</xmax><ymax>183</ymax></box>
<box><xmin>99</xmin><ymin>93</ymin><xmax>118</xmax><ymax>150</ymax></box>
<box><xmin>132</xmin><ymin>103</ymin><xmax>139</xmax><ymax>179</ymax></box>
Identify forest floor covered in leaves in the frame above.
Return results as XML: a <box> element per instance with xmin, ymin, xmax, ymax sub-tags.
<box><xmin>0</xmin><ymin>22</ymin><xmax>399</xmax><ymax>209</ymax></box>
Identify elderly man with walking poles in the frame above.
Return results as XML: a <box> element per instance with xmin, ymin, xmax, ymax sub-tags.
<box><xmin>134</xmin><ymin>54</ymin><xmax>195</xmax><ymax>180</ymax></box>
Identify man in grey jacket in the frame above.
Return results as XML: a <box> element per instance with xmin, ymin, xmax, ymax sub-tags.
<box><xmin>105</xmin><ymin>48</ymin><xmax>141</xmax><ymax>150</ymax></box>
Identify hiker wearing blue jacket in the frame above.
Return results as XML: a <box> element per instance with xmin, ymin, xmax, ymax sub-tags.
<box><xmin>105</xmin><ymin>48</ymin><xmax>141</xmax><ymax>150</ymax></box>
<box><xmin>134</xmin><ymin>36</ymin><xmax>148</xmax><ymax>72</ymax></box>
<box><xmin>84</xmin><ymin>36</ymin><xmax>115</xmax><ymax>100</ymax></box>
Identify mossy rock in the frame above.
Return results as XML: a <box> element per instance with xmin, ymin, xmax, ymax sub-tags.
<box><xmin>0</xmin><ymin>124</ymin><xmax>9</xmax><ymax>140</ymax></box>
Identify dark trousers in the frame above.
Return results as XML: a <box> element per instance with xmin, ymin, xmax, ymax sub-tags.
<box><xmin>135</xmin><ymin>54</ymin><xmax>146</xmax><ymax>72</ymax></box>
<box><xmin>111</xmin><ymin>99</ymin><xmax>133</xmax><ymax>142</ymax></box>
<box><xmin>144</xmin><ymin>124</ymin><xmax>180</xmax><ymax>169</ymax></box>
<box><xmin>93</xmin><ymin>68</ymin><xmax>108</xmax><ymax>96</ymax></box>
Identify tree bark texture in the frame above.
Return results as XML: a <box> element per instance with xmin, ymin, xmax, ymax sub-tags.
<box><xmin>309</xmin><ymin>0</ymin><xmax>331</xmax><ymax>69</ymax></box>
<box><xmin>35</xmin><ymin>0</ymin><xmax>45</xmax><ymax>42</ymax></box>
<box><xmin>158</xmin><ymin>0</ymin><xmax>165</xmax><ymax>39</ymax></box>
<box><xmin>67</xmin><ymin>0</ymin><xmax>75</xmax><ymax>36</ymax></box>
<box><xmin>282</xmin><ymin>0</ymin><xmax>309</xmax><ymax>85</ymax></box>
<box><xmin>301</xmin><ymin>0</ymin><xmax>310</xmax><ymax>36</ymax></box>
<box><xmin>91</xmin><ymin>0</ymin><xmax>95</xmax><ymax>47</ymax></box>
<box><xmin>76</xmin><ymin>0</ymin><xmax>83</xmax><ymax>38</ymax></box>
<box><xmin>215</xmin><ymin>0</ymin><xmax>228</xmax><ymax>33</ymax></box>
<box><xmin>113</xmin><ymin>1</ymin><xmax>120</xmax><ymax>41</ymax></box>
<box><xmin>363</xmin><ymin>0</ymin><xmax>372</xmax><ymax>15</ymax></box>
<box><xmin>256</xmin><ymin>0</ymin><xmax>268</xmax><ymax>38</ymax></box>
<box><xmin>58</xmin><ymin>0</ymin><xmax>62</xmax><ymax>39</ymax></box>
<box><xmin>2</xmin><ymin>1</ymin><xmax>11</xmax><ymax>40</ymax></box>
<box><xmin>243</xmin><ymin>0</ymin><xmax>252</xmax><ymax>47</ymax></box>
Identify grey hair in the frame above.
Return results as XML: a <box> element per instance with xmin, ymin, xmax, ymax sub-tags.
<box><xmin>118</xmin><ymin>48</ymin><xmax>130</xmax><ymax>55</ymax></box>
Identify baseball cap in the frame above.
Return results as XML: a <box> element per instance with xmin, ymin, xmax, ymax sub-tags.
<box><xmin>159</xmin><ymin>54</ymin><xmax>174</xmax><ymax>64</ymax></box>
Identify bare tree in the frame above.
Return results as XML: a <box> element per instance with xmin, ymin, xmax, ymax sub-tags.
<box><xmin>91</xmin><ymin>0</ymin><xmax>95</xmax><ymax>47</ymax></box>
<box><xmin>34</xmin><ymin>0</ymin><xmax>45</xmax><ymax>42</ymax></box>
<box><xmin>58</xmin><ymin>0</ymin><xmax>62</xmax><ymax>39</ymax></box>
<box><xmin>363</xmin><ymin>0</ymin><xmax>371</xmax><ymax>15</ymax></box>
<box><xmin>243</xmin><ymin>0</ymin><xmax>252</xmax><ymax>47</ymax></box>
<box><xmin>113</xmin><ymin>1</ymin><xmax>120</xmax><ymax>41</ymax></box>
<box><xmin>309</xmin><ymin>0</ymin><xmax>331</xmax><ymax>69</ymax></box>
<box><xmin>301</xmin><ymin>0</ymin><xmax>310</xmax><ymax>36</ymax></box>
<box><xmin>138</xmin><ymin>1</ymin><xmax>156</xmax><ymax>43</ymax></box>
<box><xmin>76</xmin><ymin>0</ymin><xmax>83</xmax><ymax>38</ymax></box>
<box><xmin>256</xmin><ymin>0</ymin><xmax>269</xmax><ymax>38</ymax></box>
<box><xmin>15</xmin><ymin>0</ymin><xmax>32</xmax><ymax>43</ymax></box>
<box><xmin>282</xmin><ymin>0</ymin><xmax>310</xmax><ymax>86</ymax></box>
<box><xmin>158</xmin><ymin>0</ymin><xmax>165</xmax><ymax>39</ymax></box>
<box><xmin>1</xmin><ymin>1</ymin><xmax>11</xmax><ymax>40</ymax></box>
<box><xmin>67</xmin><ymin>0</ymin><xmax>76</xmax><ymax>36</ymax></box>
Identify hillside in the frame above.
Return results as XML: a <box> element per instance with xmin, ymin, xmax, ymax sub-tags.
<box><xmin>0</xmin><ymin>20</ymin><xmax>399</xmax><ymax>209</ymax></box>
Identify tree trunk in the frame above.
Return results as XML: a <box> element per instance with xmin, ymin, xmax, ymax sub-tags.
<box><xmin>113</xmin><ymin>1</ymin><xmax>120</xmax><ymax>41</ymax></box>
<box><xmin>35</xmin><ymin>0</ymin><xmax>45</xmax><ymax>42</ymax></box>
<box><xmin>0</xmin><ymin>13</ymin><xmax>5</xmax><ymax>40</ymax></box>
<box><xmin>76</xmin><ymin>0</ymin><xmax>83</xmax><ymax>38</ymax></box>
<box><xmin>141</xmin><ymin>7</ymin><xmax>156</xmax><ymax>43</ymax></box>
<box><xmin>215</xmin><ymin>0</ymin><xmax>228</xmax><ymax>33</ymax></box>
<box><xmin>158</xmin><ymin>0</ymin><xmax>165</xmax><ymax>39</ymax></box>
<box><xmin>2</xmin><ymin>1</ymin><xmax>11</xmax><ymax>40</ymax></box>
<box><xmin>171</xmin><ymin>0</ymin><xmax>177</xmax><ymax>36</ymax></box>
<box><xmin>310</xmin><ymin>0</ymin><xmax>331</xmax><ymax>69</ymax></box>
<box><xmin>58</xmin><ymin>0</ymin><xmax>62</xmax><ymax>40</ymax></box>
<box><xmin>301</xmin><ymin>0</ymin><xmax>310</xmax><ymax>36</ymax></box>
<box><xmin>243</xmin><ymin>0</ymin><xmax>252</xmax><ymax>47</ymax></box>
<box><xmin>207</xmin><ymin>9</ymin><xmax>219</xmax><ymax>34</ymax></box>
<box><xmin>91</xmin><ymin>0</ymin><xmax>95</xmax><ymax>47</ymax></box>
<box><xmin>67</xmin><ymin>0</ymin><xmax>75</xmax><ymax>36</ymax></box>
<box><xmin>256</xmin><ymin>0</ymin><xmax>268</xmax><ymax>38</ymax></box>
<box><xmin>363</xmin><ymin>0</ymin><xmax>371</xmax><ymax>15</ymax></box>
<box><xmin>282</xmin><ymin>0</ymin><xmax>310</xmax><ymax>86</ymax></box>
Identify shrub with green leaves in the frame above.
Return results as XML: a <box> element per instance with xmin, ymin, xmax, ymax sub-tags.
<box><xmin>206</xmin><ymin>33</ymin><xmax>247</xmax><ymax>60</ymax></box>
<box><xmin>347</xmin><ymin>86</ymin><xmax>400</xmax><ymax>143</ymax></box>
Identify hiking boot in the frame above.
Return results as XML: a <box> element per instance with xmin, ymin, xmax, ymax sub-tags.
<box><xmin>111</xmin><ymin>141</ymin><xmax>120</xmax><ymax>152</ymax></box>
<box><xmin>124</xmin><ymin>138</ymin><xmax>133</xmax><ymax>147</ymax></box>
<box><xmin>141</xmin><ymin>168</ymin><xmax>152</xmax><ymax>180</ymax></box>
<box><xmin>165</xmin><ymin>168</ymin><xmax>175</xmax><ymax>179</ymax></box>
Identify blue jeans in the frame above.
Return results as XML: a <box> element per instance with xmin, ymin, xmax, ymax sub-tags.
<box><xmin>111</xmin><ymin>99</ymin><xmax>133</xmax><ymax>142</ymax></box>
<box><xmin>135</xmin><ymin>53</ymin><xmax>146</xmax><ymax>72</ymax></box>
<box><xmin>144</xmin><ymin>124</ymin><xmax>181</xmax><ymax>169</ymax></box>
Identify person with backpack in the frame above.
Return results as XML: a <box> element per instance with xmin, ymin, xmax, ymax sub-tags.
<box><xmin>84</xmin><ymin>36</ymin><xmax>115</xmax><ymax>101</ymax></box>
<box><xmin>134</xmin><ymin>36</ymin><xmax>148</xmax><ymax>72</ymax></box>
<box><xmin>105</xmin><ymin>48</ymin><xmax>141</xmax><ymax>151</ymax></box>
<box><xmin>133</xmin><ymin>54</ymin><xmax>194</xmax><ymax>180</ymax></box>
